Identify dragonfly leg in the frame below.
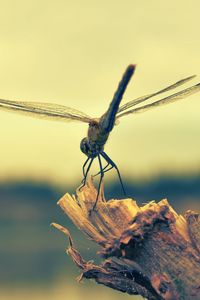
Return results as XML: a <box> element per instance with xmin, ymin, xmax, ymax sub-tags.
<box><xmin>101</xmin><ymin>151</ymin><xmax>126</xmax><ymax>197</ymax></box>
<box><xmin>79</xmin><ymin>157</ymin><xmax>94</xmax><ymax>190</ymax></box>
<box><xmin>82</xmin><ymin>157</ymin><xmax>90</xmax><ymax>178</ymax></box>
<box><xmin>92</xmin><ymin>161</ymin><xmax>110</xmax><ymax>177</ymax></box>
<box><xmin>93</xmin><ymin>164</ymin><xmax>114</xmax><ymax>177</ymax></box>
<box><xmin>93</xmin><ymin>154</ymin><xmax>104</xmax><ymax>211</ymax></box>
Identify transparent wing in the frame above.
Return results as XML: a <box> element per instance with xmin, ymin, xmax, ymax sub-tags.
<box><xmin>0</xmin><ymin>99</ymin><xmax>93</xmax><ymax>123</ymax></box>
<box><xmin>117</xmin><ymin>75</ymin><xmax>196</xmax><ymax>114</ymax></box>
<box><xmin>116</xmin><ymin>83</ymin><xmax>200</xmax><ymax>119</ymax></box>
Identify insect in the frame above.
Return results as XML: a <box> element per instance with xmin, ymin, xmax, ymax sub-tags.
<box><xmin>0</xmin><ymin>65</ymin><xmax>200</xmax><ymax>209</ymax></box>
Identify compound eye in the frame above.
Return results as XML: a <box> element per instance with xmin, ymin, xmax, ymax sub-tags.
<box><xmin>80</xmin><ymin>138</ymin><xmax>89</xmax><ymax>155</ymax></box>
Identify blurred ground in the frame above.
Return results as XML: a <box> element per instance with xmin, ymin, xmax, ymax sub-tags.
<box><xmin>0</xmin><ymin>176</ymin><xmax>199</xmax><ymax>299</ymax></box>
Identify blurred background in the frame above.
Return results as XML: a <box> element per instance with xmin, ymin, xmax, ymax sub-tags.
<box><xmin>0</xmin><ymin>1</ymin><xmax>200</xmax><ymax>299</ymax></box>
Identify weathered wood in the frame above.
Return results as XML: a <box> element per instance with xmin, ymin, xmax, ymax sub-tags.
<box><xmin>52</xmin><ymin>178</ymin><xmax>200</xmax><ymax>300</ymax></box>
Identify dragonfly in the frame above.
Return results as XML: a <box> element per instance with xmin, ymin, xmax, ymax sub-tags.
<box><xmin>0</xmin><ymin>65</ymin><xmax>200</xmax><ymax>209</ymax></box>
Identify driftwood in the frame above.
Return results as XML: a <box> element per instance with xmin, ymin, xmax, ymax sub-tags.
<box><xmin>52</xmin><ymin>178</ymin><xmax>200</xmax><ymax>300</ymax></box>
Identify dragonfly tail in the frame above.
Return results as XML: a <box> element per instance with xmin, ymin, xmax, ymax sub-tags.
<box><xmin>100</xmin><ymin>65</ymin><xmax>136</xmax><ymax>133</ymax></box>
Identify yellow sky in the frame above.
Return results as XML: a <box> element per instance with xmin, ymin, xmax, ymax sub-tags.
<box><xmin>0</xmin><ymin>0</ymin><xmax>200</xmax><ymax>185</ymax></box>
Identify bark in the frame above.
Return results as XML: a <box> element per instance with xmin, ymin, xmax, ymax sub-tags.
<box><xmin>52</xmin><ymin>177</ymin><xmax>200</xmax><ymax>300</ymax></box>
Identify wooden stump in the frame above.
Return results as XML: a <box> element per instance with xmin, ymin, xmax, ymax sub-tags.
<box><xmin>52</xmin><ymin>178</ymin><xmax>200</xmax><ymax>300</ymax></box>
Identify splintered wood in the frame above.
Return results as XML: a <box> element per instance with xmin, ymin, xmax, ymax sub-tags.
<box><xmin>52</xmin><ymin>178</ymin><xmax>200</xmax><ymax>300</ymax></box>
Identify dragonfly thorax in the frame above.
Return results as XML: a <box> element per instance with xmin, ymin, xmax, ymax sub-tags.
<box><xmin>80</xmin><ymin>137</ymin><xmax>103</xmax><ymax>158</ymax></box>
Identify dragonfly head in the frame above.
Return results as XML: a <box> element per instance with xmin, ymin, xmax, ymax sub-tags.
<box><xmin>80</xmin><ymin>137</ymin><xmax>101</xmax><ymax>158</ymax></box>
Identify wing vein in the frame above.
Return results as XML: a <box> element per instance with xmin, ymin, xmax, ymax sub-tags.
<box><xmin>116</xmin><ymin>83</ymin><xmax>200</xmax><ymax>119</ymax></box>
<box><xmin>0</xmin><ymin>99</ymin><xmax>92</xmax><ymax>123</ymax></box>
<box><xmin>118</xmin><ymin>75</ymin><xmax>196</xmax><ymax>114</ymax></box>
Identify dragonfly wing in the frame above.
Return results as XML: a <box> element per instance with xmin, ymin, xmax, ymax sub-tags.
<box><xmin>0</xmin><ymin>99</ymin><xmax>92</xmax><ymax>123</ymax></box>
<box><xmin>116</xmin><ymin>83</ymin><xmax>200</xmax><ymax>119</ymax></box>
<box><xmin>117</xmin><ymin>75</ymin><xmax>196</xmax><ymax>114</ymax></box>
